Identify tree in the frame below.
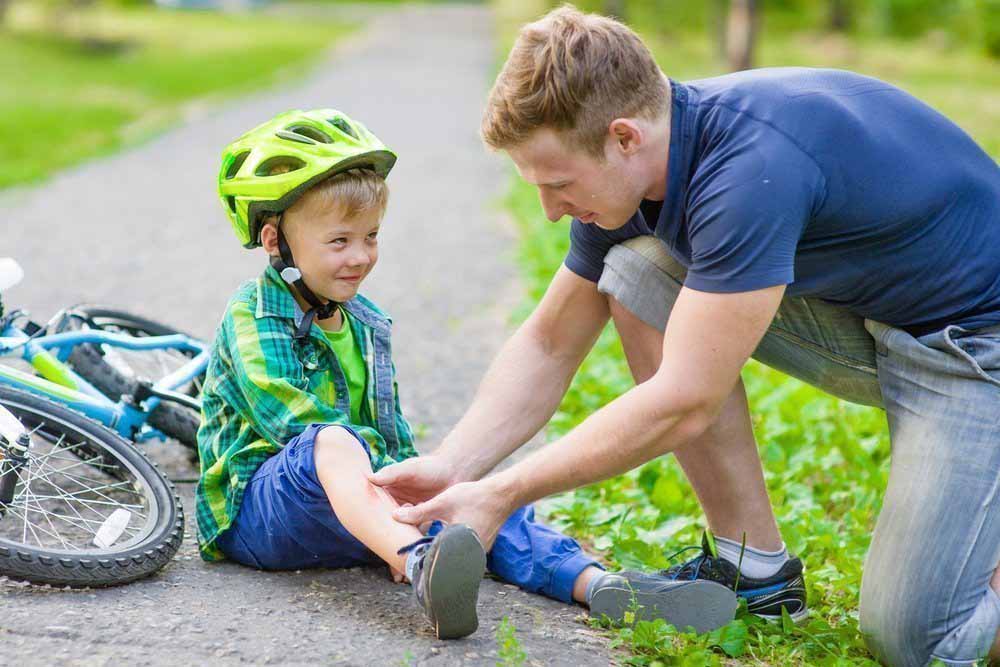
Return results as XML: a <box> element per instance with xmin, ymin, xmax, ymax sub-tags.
<box><xmin>604</xmin><ymin>0</ymin><xmax>625</xmax><ymax>20</ymax></box>
<box><xmin>829</xmin><ymin>0</ymin><xmax>852</xmax><ymax>31</ymax></box>
<box><xmin>725</xmin><ymin>0</ymin><xmax>758</xmax><ymax>71</ymax></box>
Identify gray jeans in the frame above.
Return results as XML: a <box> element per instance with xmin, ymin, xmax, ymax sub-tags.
<box><xmin>599</xmin><ymin>236</ymin><xmax>1000</xmax><ymax>667</ymax></box>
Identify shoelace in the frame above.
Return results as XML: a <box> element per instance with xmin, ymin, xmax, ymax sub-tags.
<box><xmin>659</xmin><ymin>545</ymin><xmax>711</xmax><ymax>581</ymax></box>
<box><xmin>397</xmin><ymin>535</ymin><xmax>433</xmax><ymax>556</ymax></box>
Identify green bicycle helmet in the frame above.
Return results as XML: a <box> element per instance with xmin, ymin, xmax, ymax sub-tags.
<box><xmin>218</xmin><ymin>108</ymin><xmax>396</xmax><ymax>248</ymax></box>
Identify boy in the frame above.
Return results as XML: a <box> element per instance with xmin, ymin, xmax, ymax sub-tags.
<box><xmin>196</xmin><ymin>109</ymin><xmax>736</xmax><ymax>639</ymax></box>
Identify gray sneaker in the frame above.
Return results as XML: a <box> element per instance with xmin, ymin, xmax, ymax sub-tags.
<box><xmin>400</xmin><ymin>524</ymin><xmax>487</xmax><ymax>639</ymax></box>
<box><xmin>589</xmin><ymin>571</ymin><xmax>738</xmax><ymax>634</ymax></box>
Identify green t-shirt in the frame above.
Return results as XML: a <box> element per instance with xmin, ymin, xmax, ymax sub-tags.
<box><xmin>322</xmin><ymin>309</ymin><xmax>366</xmax><ymax>424</ymax></box>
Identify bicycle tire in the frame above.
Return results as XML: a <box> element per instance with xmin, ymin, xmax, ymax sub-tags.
<box><xmin>0</xmin><ymin>385</ymin><xmax>184</xmax><ymax>587</ymax></box>
<box><xmin>59</xmin><ymin>306</ymin><xmax>203</xmax><ymax>454</ymax></box>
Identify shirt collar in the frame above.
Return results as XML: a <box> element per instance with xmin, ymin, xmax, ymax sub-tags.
<box><xmin>655</xmin><ymin>79</ymin><xmax>695</xmax><ymax>233</ymax></box>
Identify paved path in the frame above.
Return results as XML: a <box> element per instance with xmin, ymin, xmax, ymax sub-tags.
<box><xmin>0</xmin><ymin>4</ymin><xmax>613</xmax><ymax>665</ymax></box>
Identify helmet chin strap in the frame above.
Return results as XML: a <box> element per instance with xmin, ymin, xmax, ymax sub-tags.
<box><xmin>268</xmin><ymin>214</ymin><xmax>338</xmax><ymax>338</ymax></box>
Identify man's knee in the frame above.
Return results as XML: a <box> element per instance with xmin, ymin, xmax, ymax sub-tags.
<box><xmin>860</xmin><ymin>582</ymin><xmax>1000</xmax><ymax>666</ymax></box>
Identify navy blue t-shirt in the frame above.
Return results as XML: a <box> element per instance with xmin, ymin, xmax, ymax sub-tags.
<box><xmin>565</xmin><ymin>68</ymin><xmax>1000</xmax><ymax>336</ymax></box>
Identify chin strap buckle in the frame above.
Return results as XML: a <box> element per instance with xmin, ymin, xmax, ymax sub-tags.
<box><xmin>279</xmin><ymin>266</ymin><xmax>302</xmax><ymax>284</ymax></box>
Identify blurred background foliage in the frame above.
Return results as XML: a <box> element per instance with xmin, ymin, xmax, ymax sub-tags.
<box><xmin>0</xmin><ymin>0</ymin><xmax>352</xmax><ymax>189</ymax></box>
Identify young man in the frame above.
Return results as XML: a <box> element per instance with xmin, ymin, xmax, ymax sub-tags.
<box><xmin>370</xmin><ymin>6</ymin><xmax>1000</xmax><ymax>665</ymax></box>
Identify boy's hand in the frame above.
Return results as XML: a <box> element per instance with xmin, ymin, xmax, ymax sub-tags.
<box><xmin>367</xmin><ymin>455</ymin><xmax>459</xmax><ymax>505</ymax></box>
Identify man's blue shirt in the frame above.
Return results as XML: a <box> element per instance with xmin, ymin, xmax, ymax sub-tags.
<box><xmin>565</xmin><ymin>67</ymin><xmax>1000</xmax><ymax>336</ymax></box>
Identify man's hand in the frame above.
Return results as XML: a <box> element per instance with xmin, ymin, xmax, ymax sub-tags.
<box><xmin>391</xmin><ymin>479</ymin><xmax>512</xmax><ymax>550</ymax></box>
<box><xmin>367</xmin><ymin>454</ymin><xmax>459</xmax><ymax>506</ymax></box>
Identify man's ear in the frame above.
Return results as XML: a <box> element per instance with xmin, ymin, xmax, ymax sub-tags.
<box><xmin>608</xmin><ymin>118</ymin><xmax>643</xmax><ymax>155</ymax></box>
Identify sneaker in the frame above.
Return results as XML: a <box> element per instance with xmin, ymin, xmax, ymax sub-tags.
<box><xmin>399</xmin><ymin>524</ymin><xmax>487</xmax><ymax>639</ymax></box>
<box><xmin>589</xmin><ymin>571</ymin><xmax>738</xmax><ymax>633</ymax></box>
<box><xmin>661</xmin><ymin>532</ymin><xmax>808</xmax><ymax>622</ymax></box>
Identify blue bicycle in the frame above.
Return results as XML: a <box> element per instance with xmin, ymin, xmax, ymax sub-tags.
<box><xmin>0</xmin><ymin>258</ymin><xmax>209</xmax><ymax>586</ymax></box>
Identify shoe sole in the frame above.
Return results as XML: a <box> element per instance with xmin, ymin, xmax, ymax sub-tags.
<box><xmin>425</xmin><ymin>525</ymin><xmax>487</xmax><ymax>640</ymax></box>
<box><xmin>590</xmin><ymin>579</ymin><xmax>737</xmax><ymax>634</ymax></box>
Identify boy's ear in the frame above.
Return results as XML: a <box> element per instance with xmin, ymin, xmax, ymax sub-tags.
<box><xmin>260</xmin><ymin>220</ymin><xmax>279</xmax><ymax>256</ymax></box>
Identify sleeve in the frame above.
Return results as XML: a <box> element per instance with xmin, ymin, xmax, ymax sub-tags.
<box><xmin>225</xmin><ymin>301</ymin><xmax>381</xmax><ymax>449</ymax></box>
<box><xmin>682</xmin><ymin>138</ymin><xmax>823</xmax><ymax>293</ymax></box>
<box><xmin>564</xmin><ymin>215</ymin><xmax>650</xmax><ymax>283</ymax></box>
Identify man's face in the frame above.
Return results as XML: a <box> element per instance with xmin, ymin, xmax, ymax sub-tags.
<box><xmin>506</xmin><ymin>128</ymin><xmax>647</xmax><ymax>230</ymax></box>
<box><xmin>279</xmin><ymin>202</ymin><xmax>381</xmax><ymax>304</ymax></box>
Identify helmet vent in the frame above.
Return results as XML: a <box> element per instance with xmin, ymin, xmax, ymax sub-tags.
<box><xmin>329</xmin><ymin>117</ymin><xmax>358</xmax><ymax>139</ymax></box>
<box><xmin>275</xmin><ymin>129</ymin><xmax>315</xmax><ymax>145</ymax></box>
<box><xmin>226</xmin><ymin>195</ymin><xmax>237</xmax><ymax>212</ymax></box>
<box><xmin>285</xmin><ymin>124</ymin><xmax>332</xmax><ymax>144</ymax></box>
<box><xmin>256</xmin><ymin>156</ymin><xmax>306</xmax><ymax>177</ymax></box>
<box><xmin>225</xmin><ymin>151</ymin><xmax>250</xmax><ymax>180</ymax></box>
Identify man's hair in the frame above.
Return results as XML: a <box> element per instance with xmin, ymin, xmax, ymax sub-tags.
<box><xmin>265</xmin><ymin>167</ymin><xmax>389</xmax><ymax>229</ymax></box>
<box><xmin>481</xmin><ymin>5</ymin><xmax>669</xmax><ymax>157</ymax></box>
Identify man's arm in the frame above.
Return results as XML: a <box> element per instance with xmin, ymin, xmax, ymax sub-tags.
<box><xmin>370</xmin><ymin>265</ymin><xmax>609</xmax><ymax>497</ymax></box>
<box><xmin>439</xmin><ymin>265</ymin><xmax>610</xmax><ymax>480</ymax></box>
<box><xmin>392</xmin><ymin>283</ymin><xmax>785</xmax><ymax>546</ymax></box>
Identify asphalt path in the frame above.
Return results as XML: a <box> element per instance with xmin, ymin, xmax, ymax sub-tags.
<box><xmin>0</xmin><ymin>4</ymin><xmax>614</xmax><ymax>665</ymax></box>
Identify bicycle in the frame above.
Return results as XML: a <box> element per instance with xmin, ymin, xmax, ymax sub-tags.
<box><xmin>0</xmin><ymin>257</ymin><xmax>208</xmax><ymax>586</ymax></box>
<box><xmin>0</xmin><ymin>259</ymin><xmax>208</xmax><ymax>455</ymax></box>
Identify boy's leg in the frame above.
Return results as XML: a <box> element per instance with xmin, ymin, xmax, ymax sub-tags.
<box><xmin>219</xmin><ymin>423</ymin><xmax>487</xmax><ymax>640</ymax></box>
<box><xmin>488</xmin><ymin>506</ymin><xmax>737</xmax><ymax>633</ymax></box>
<box><xmin>859</xmin><ymin>322</ymin><xmax>1000</xmax><ymax>667</ymax></box>
<box><xmin>313</xmin><ymin>425</ymin><xmax>422</xmax><ymax>574</ymax></box>
<box><xmin>487</xmin><ymin>505</ymin><xmax>601</xmax><ymax>604</ymax></box>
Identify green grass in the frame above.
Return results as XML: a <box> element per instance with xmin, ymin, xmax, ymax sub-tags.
<box><xmin>0</xmin><ymin>3</ymin><xmax>355</xmax><ymax>189</ymax></box>
<box><xmin>496</xmin><ymin>1</ymin><xmax>1000</xmax><ymax>664</ymax></box>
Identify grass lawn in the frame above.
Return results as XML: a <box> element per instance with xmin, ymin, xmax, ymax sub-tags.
<box><xmin>0</xmin><ymin>2</ymin><xmax>354</xmax><ymax>189</ymax></box>
<box><xmin>495</xmin><ymin>1</ymin><xmax>1000</xmax><ymax>665</ymax></box>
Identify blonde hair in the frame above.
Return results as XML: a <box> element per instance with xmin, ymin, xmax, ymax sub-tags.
<box><xmin>482</xmin><ymin>5</ymin><xmax>669</xmax><ymax>157</ymax></box>
<box><xmin>265</xmin><ymin>167</ymin><xmax>389</xmax><ymax>228</ymax></box>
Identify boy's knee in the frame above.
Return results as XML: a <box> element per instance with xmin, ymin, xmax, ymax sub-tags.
<box><xmin>314</xmin><ymin>426</ymin><xmax>366</xmax><ymax>463</ymax></box>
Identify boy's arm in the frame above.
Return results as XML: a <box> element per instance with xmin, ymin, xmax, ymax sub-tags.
<box><xmin>225</xmin><ymin>300</ymin><xmax>384</xmax><ymax>451</ymax></box>
<box><xmin>370</xmin><ymin>266</ymin><xmax>609</xmax><ymax>497</ymax></box>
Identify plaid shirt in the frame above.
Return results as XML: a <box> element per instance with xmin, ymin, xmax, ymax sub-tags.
<box><xmin>195</xmin><ymin>265</ymin><xmax>417</xmax><ymax>561</ymax></box>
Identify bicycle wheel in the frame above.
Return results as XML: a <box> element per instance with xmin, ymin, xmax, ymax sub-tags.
<box><xmin>59</xmin><ymin>306</ymin><xmax>203</xmax><ymax>453</ymax></box>
<box><xmin>0</xmin><ymin>385</ymin><xmax>184</xmax><ymax>586</ymax></box>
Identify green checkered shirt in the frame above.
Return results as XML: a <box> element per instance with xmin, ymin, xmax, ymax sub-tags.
<box><xmin>195</xmin><ymin>265</ymin><xmax>417</xmax><ymax>561</ymax></box>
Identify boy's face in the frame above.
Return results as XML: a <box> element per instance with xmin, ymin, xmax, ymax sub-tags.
<box><xmin>267</xmin><ymin>201</ymin><xmax>381</xmax><ymax>304</ymax></box>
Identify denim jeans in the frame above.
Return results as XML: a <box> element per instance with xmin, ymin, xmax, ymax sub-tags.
<box><xmin>598</xmin><ymin>235</ymin><xmax>1000</xmax><ymax>667</ymax></box>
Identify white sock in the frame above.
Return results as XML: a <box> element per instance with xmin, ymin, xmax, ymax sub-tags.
<box><xmin>714</xmin><ymin>536</ymin><xmax>788</xmax><ymax>579</ymax></box>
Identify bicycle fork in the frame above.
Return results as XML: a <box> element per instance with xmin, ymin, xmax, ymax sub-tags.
<box><xmin>0</xmin><ymin>404</ymin><xmax>30</xmax><ymax>516</ymax></box>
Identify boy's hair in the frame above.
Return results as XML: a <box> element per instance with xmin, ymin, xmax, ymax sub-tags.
<box><xmin>481</xmin><ymin>5</ymin><xmax>669</xmax><ymax>158</ymax></box>
<box><xmin>265</xmin><ymin>167</ymin><xmax>389</xmax><ymax>228</ymax></box>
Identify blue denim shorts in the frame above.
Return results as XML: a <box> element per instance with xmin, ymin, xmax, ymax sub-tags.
<box><xmin>216</xmin><ymin>423</ymin><xmax>599</xmax><ymax>603</ymax></box>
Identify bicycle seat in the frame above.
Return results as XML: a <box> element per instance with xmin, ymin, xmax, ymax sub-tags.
<box><xmin>0</xmin><ymin>258</ymin><xmax>24</xmax><ymax>292</ymax></box>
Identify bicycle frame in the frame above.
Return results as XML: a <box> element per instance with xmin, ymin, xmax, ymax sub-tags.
<box><xmin>0</xmin><ymin>321</ymin><xmax>209</xmax><ymax>443</ymax></box>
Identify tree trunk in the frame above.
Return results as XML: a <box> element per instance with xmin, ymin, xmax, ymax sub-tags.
<box><xmin>829</xmin><ymin>0</ymin><xmax>852</xmax><ymax>31</ymax></box>
<box><xmin>0</xmin><ymin>0</ymin><xmax>11</xmax><ymax>27</ymax></box>
<box><xmin>604</xmin><ymin>0</ymin><xmax>625</xmax><ymax>21</ymax></box>
<box><xmin>726</xmin><ymin>0</ymin><xmax>758</xmax><ymax>71</ymax></box>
